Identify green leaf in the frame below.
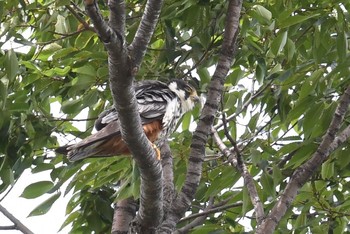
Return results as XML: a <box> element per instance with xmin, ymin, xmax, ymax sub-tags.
<box><xmin>294</xmin><ymin>212</ymin><xmax>307</xmax><ymax>230</ymax></box>
<box><xmin>59</xmin><ymin>211</ymin><xmax>80</xmax><ymax>231</ymax></box>
<box><xmin>181</xmin><ymin>112</ymin><xmax>192</xmax><ymax>131</ymax></box>
<box><xmin>337</xmin><ymin>31</ymin><xmax>347</xmax><ymax>62</ymax></box>
<box><xmin>31</xmin><ymin>163</ymin><xmax>55</xmax><ymax>173</ymax></box>
<box><xmin>250</xmin><ymin>5</ymin><xmax>272</xmax><ymax>24</ymax></box>
<box><xmin>321</xmin><ymin>160</ymin><xmax>334</xmax><ymax>180</ymax></box>
<box><xmin>28</xmin><ymin>192</ymin><xmax>61</xmax><ymax>217</ymax></box>
<box><xmin>248</xmin><ymin>113</ymin><xmax>259</xmax><ymax>132</ymax></box>
<box><xmin>286</xmin><ymin>143</ymin><xmax>317</xmax><ymax>168</ymax></box>
<box><xmin>55</xmin><ymin>0</ymin><xmax>70</xmax><ymax>7</ymax></box>
<box><xmin>271</xmin><ymin>31</ymin><xmax>288</xmax><ymax>56</ymax></box>
<box><xmin>279</xmin><ymin>13</ymin><xmax>320</xmax><ymax>28</ymax></box>
<box><xmin>336</xmin><ymin>147</ymin><xmax>350</xmax><ymax>170</ymax></box>
<box><xmin>115</xmin><ymin>178</ymin><xmax>133</xmax><ymax>201</ymax></box>
<box><xmin>35</xmin><ymin>43</ymin><xmax>62</xmax><ymax>61</ymax></box>
<box><xmin>52</xmin><ymin>47</ymin><xmax>77</xmax><ymax>60</ymax></box>
<box><xmin>272</xmin><ymin>165</ymin><xmax>283</xmax><ymax>188</ymax></box>
<box><xmin>21</xmin><ymin>181</ymin><xmax>55</xmax><ymax>199</ymax></box>
<box><xmin>255</xmin><ymin>58</ymin><xmax>266</xmax><ymax>84</ymax></box>
<box><xmin>4</xmin><ymin>49</ymin><xmax>19</xmax><ymax>82</ymax></box>
<box><xmin>285</xmin><ymin>38</ymin><xmax>295</xmax><ymax>62</ymax></box>
<box><xmin>261</xmin><ymin>173</ymin><xmax>275</xmax><ymax>197</ymax></box>
<box><xmin>0</xmin><ymin>77</ymin><xmax>9</xmax><ymax>109</ymax></box>
<box><xmin>61</xmin><ymin>99</ymin><xmax>82</xmax><ymax>114</ymax></box>
<box><xmin>241</xmin><ymin>186</ymin><xmax>249</xmax><ymax>216</ymax></box>
<box><xmin>131</xmin><ymin>161</ymin><xmax>140</xmax><ymax>199</ymax></box>
<box><xmin>286</xmin><ymin>96</ymin><xmax>315</xmax><ymax>123</ymax></box>
<box><xmin>197</xmin><ymin>68</ymin><xmax>211</xmax><ymax>86</ymax></box>
<box><xmin>72</xmin><ymin>65</ymin><xmax>97</xmax><ymax>77</ymax></box>
<box><xmin>53</xmin><ymin>66</ymin><xmax>71</xmax><ymax>76</ymax></box>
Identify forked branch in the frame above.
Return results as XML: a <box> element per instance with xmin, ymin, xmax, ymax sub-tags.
<box><xmin>257</xmin><ymin>85</ymin><xmax>350</xmax><ymax>233</ymax></box>
<box><xmin>84</xmin><ymin>0</ymin><xmax>165</xmax><ymax>232</ymax></box>
<box><xmin>158</xmin><ymin>1</ymin><xmax>243</xmax><ymax>232</ymax></box>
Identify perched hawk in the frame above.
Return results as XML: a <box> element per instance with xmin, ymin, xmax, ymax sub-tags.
<box><xmin>56</xmin><ymin>79</ymin><xmax>199</xmax><ymax>161</ymax></box>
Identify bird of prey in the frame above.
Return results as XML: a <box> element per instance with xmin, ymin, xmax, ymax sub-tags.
<box><xmin>56</xmin><ymin>79</ymin><xmax>200</xmax><ymax>161</ymax></box>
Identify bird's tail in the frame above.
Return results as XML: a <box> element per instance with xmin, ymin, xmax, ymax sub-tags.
<box><xmin>55</xmin><ymin>145</ymin><xmax>70</xmax><ymax>155</ymax></box>
<box><xmin>55</xmin><ymin>121</ymin><xmax>124</xmax><ymax>161</ymax></box>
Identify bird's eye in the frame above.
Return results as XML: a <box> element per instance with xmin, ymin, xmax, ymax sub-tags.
<box><xmin>184</xmin><ymin>86</ymin><xmax>192</xmax><ymax>93</ymax></box>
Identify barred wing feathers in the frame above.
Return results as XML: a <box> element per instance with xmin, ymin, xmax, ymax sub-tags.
<box><xmin>58</xmin><ymin>80</ymin><xmax>177</xmax><ymax>161</ymax></box>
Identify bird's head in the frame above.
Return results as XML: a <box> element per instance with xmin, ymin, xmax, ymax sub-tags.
<box><xmin>168</xmin><ymin>79</ymin><xmax>200</xmax><ymax>112</ymax></box>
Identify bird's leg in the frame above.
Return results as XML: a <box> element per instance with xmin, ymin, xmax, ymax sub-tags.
<box><xmin>151</xmin><ymin>143</ymin><xmax>161</xmax><ymax>160</ymax></box>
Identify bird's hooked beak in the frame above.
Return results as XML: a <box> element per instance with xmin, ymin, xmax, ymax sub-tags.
<box><xmin>191</xmin><ymin>91</ymin><xmax>200</xmax><ymax>103</ymax></box>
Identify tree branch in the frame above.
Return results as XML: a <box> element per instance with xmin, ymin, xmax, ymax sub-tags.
<box><xmin>84</xmin><ymin>0</ymin><xmax>164</xmax><ymax>231</ymax></box>
<box><xmin>257</xmin><ymin>85</ymin><xmax>350</xmax><ymax>233</ymax></box>
<box><xmin>66</xmin><ymin>4</ymin><xmax>94</xmax><ymax>32</ymax></box>
<box><xmin>158</xmin><ymin>1</ymin><xmax>243</xmax><ymax>232</ymax></box>
<box><xmin>161</xmin><ymin>142</ymin><xmax>175</xmax><ymax>215</ymax></box>
<box><xmin>111</xmin><ymin>198</ymin><xmax>138</xmax><ymax>234</ymax></box>
<box><xmin>84</xmin><ymin>0</ymin><xmax>116</xmax><ymax>43</ymax></box>
<box><xmin>129</xmin><ymin>0</ymin><xmax>164</xmax><ymax>69</ymax></box>
<box><xmin>212</xmin><ymin>123</ymin><xmax>264</xmax><ymax>224</ymax></box>
<box><xmin>174</xmin><ymin>197</ymin><xmax>215</xmax><ymax>234</ymax></box>
<box><xmin>0</xmin><ymin>225</ymin><xmax>16</xmax><ymax>230</ymax></box>
<box><xmin>0</xmin><ymin>204</ymin><xmax>34</xmax><ymax>234</ymax></box>
<box><xmin>175</xmin><ymin>197</ymin><xmax>243</xmax><ymax>233</ymax></box>
<box><xmin>328</xmin><ymin>123</ymin><xmax>350</xmax><ymax>150</ymax></box>
<box><xmin>180</xmin><ymin>198</ymin><xmax>242</xmax><ymax>223</ymax></box>
<box><xmin>108</xmin><ymin>0</ymin><xmax>126</xmax><ymax>42</ymax></box>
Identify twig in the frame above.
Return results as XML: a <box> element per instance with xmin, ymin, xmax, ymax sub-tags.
<box><xmin>0</xmin><ymin>225</ymin><xmax>16</xmax><ymax>230</ymax></box>
<box><xmin>0</xmin><ymin>204</ymin><xmax>34</xmax><ymax>234</ymax></box>
<box><xmin>179</xmin><ymin>198</ymin><xmax>242</xmax><ymax>223</ymax></box>
<box><xmin>66</xmin><ymin>5</ymin><xmax>94</xmax><ymax>31</ymax></box>
<box><xmin>180</xmin><ymin>34</ymin><xmax>220</xmax><ymax>80</ymax></box>
<box><xmin>47</xmin><ymin>117</ymin><xmax>97</xmax><ymax>122</ymax></box>
<box><xmin>36</xmin><ymin>29</ymin><xmax>88</xmax><ymax>46</ymax></box>
<box><xmin>214</xmin><ymin>80</ymin><xmax>273</xmax><ymax>130</ymax></box>
<box><xmin>213</xmin><ymin>116</ymin><xmax>265</xmax><ymax>224</ymax></box>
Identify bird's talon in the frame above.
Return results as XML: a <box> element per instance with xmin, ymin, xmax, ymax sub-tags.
<box><xmin>151</xmin><ymin>143</ymin><xmax>161</xmax><ymax>160</ymax></box>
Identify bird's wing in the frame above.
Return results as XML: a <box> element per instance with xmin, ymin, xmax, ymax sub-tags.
<box><xmin>66</xmin><ymin>121</ymin><xmax>123</xmax><ymax>161</ymax></box>
<box><xmin>57</xmin><ymin>80</ymin><xmax>177</xmax><ymax>161</ymax></box>
<box><xmin>95</xmin><ymin>80</ymin><xmax>176</xmax><ymax>127</ymax></box>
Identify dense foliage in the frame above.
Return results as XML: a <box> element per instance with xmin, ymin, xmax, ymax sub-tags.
<box><xmin>1</xmin><ymin>0</ymin><xmax>349</xmax><ymax>233</ymax></box>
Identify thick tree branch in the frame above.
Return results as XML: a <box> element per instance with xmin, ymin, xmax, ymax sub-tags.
<box><xmin>257</xmin><ymin>85</ymin><xmax>350</xmax><ymax>233</ymax></box>
<box><xmin>0</xmin><ymin>204</ymin><xmax>34</xmax><ymax>234</ymax></box>
<box><xmin>161</xmin><ymin>142</ymin><xmax>175</xmax><ymax>215</ymax></box>
<box><xmin>129</xmin><ymin>0</ymin><xmax>164</xmax><ymax>68</ymax></box>
<box><xmin>108</xmin><ymin>0</ymin><xmax>126</xmax><ymax>42</ymax></box>
<box><xmin>84</xmin><ymin>0</ymin><xmax>116</xmax><ymax>43</ymax></box>
<box><xmin>329</xmin><ymin>124</ymin><xmax>350</xmax><ymax>150</ymax></box>
<box><xmin>84</xmin><ymin>0</ymin><xmax>164</xmax><ymax>231</ymax></box>
<box><xmin>112</xmin><ymin>198</ymin><xmax>138</xmax><ymax>234</ymax></box>
<box><xmin>158</xmin><ymin>1</ymin><xmax>242</xmax><ymax>232</ymax></box>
